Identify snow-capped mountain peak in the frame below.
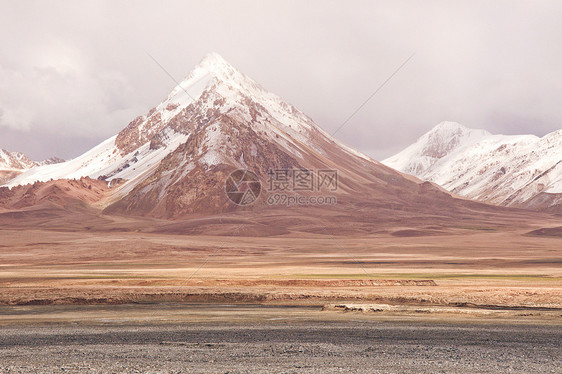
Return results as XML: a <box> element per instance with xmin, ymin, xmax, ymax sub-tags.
<box><xmin>4</xmin><ymin>53</ymin><xmax>367</xmax><ymax>199</ymax></box>
<box><xmin>198</xmin><ymin>52</ymin><xmax>239</xmax><ymax>77</ymax></box>
<box><xmin>383</xmin><ymin>123</ymin><xmax>562</xmax><ymax>211</ymax></box>
<box><xmin>3</xmin><ymin>52</ymin><xmax>400</xmax><ymax>217</ymax></box>
<box><xmin>165</xmin><ymin>53</ymin><xmax>237</xmax><ymax>104</ymax></box>
<box><xmin>165</xmin><ymin>53</ymin><xmax>260</xmax><ymax>109</ymax></box>
<box><xmin>0</xmin><ymin>149</ymin><xmax>63</xmax><ymax>184</ymax></box>
<box><xmin>429</xmin><ymin>120</ymin><xmax>467</xmax><ymax>133</ymax></box>
<box><xmin>383</xmin><ymin>121</ymin><xmax>490</xmax><ymax>175</ymax></box>
<box><xmin>112</xmin><ymin>52</ymin><xmax>321</xmax><ymax>157</ymax></box>
<box><xmin>419</xmin><ymin>121</ymin><xmax>491</xmax><ymax>157</ymax></box>
<box><xmin>0</xmin><ymin>149</ymin><xmax>36</xmax><ymax>171</ymax></box>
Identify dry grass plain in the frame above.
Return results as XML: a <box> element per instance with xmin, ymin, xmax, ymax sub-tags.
<box><xmin>1</xmin><ymin>214</ymin><xmax>560</xmax><ymax>324</ymax></box>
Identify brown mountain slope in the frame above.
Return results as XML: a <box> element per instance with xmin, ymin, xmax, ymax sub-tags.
<box><xmin>101</xmin><ymin>54</ymin><xmax>463</xmax><ymax>220</ymax></box>
<box><xmin>2</xmin><ymin>54</ymin><xmax>559</xmax><ymax>237</ymax></box>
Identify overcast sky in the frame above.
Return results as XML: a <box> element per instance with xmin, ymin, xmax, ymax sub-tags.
<box><xmin>0</xmin><ymin>0</ymin><xmax>561</xmax><ymax>161</ymax></box>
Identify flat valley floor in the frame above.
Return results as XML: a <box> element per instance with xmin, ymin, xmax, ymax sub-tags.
<box><xmin>1</xmin><ymin>226</ymin><xmax>560</xmax><ymax>309</ymax></box>
<box><xmin>0</xmin><ymin>222</ymin><xmax>560</xmax><ymax>372</ymax></box>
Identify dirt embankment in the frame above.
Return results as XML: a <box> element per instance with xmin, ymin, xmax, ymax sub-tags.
<box><xmin>190</xmin><ymin>279</ymin><xmax>438</xmax><ymax>287</ymax></box>
<box><xmin>1</xmin><ymin>281</ymin><xmax>560</xmax><ymax>313</ymax></box>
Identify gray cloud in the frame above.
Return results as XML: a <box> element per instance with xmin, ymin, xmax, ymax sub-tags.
<box><xmin>0</xmin><ymin>0</ymin><xmax>561</xmax><ymax>160</ymax></box>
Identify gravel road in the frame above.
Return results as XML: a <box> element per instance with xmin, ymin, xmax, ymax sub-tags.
<box><xmin>1</xmin><ymin>317</ymin><xmax>560</xmax><ymax>373</ymax></box>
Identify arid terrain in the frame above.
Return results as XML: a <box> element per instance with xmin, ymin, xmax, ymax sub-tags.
<box><xmin>2</xmin><ymin>2</ymin><xmax>561</xmax><ymax>372</ymax></box>
<box><xmin>1</xmin><ymin>51</ymin><xmax>559</xmax><ymax>317</ymax></box>
<box><xmin>1</xmin><ymin>209</ymin><xmax>560</xmax><ymax>314</ymax></box>
<box><xmin>1</xmin><ymin>305</ymin><xmax>561</xmax><ymax>373</ymax></box>
<box><xmin>0</xmin><ymin>48</ymin><xmax>560</xmax><ymax>373</ymax></box>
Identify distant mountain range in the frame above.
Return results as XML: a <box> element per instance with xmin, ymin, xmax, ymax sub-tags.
<box><xmin>0</xmin><ymin>149</ymin><xmax>36</xmax><ymax>171</ymax></box>
<box><xmin>0</xmin><ymin>54</ymin><xmax>558</xmax><ymax>231</ymax></box>
<box><xmin>383</xmin><ymin>121</ymin><xmax>561</xmax><ymax>212</ymax></box>
<box><xmin>0</xmin><ymin>149</ymin><xmax>63</xmax><ymax>184</ymax></box>
<box><xmin>1</xmin><ymin>53</ymin><xmax>513</xmax><ymax>234</ymax></box>
<box><xmin>4</xmin><ymin>53</ymin><xmax>394</xmax><ymax>217</ymax></box>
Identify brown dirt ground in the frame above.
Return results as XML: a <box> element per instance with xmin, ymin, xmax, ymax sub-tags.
<box><xmin>1</xmin><ymin>218</ymin><xmax>560</xmax><ymax>319</ymax></box>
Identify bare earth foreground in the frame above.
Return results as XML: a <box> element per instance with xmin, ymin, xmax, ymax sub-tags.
<box><xmin>0</xmin><ymin>304</ymin><xmax>560</xmax><ymax>373</ymax></box>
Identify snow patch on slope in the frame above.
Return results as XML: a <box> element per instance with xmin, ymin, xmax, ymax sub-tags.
<box><xmin>4</xmin><ymin>129</ymin><xmax>188</xmax><ymax>189</ymax></box>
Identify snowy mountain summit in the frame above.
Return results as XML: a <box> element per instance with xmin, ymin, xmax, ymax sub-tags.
<box><xmin>383</xmin><ymin>122</ymin><xmax>562</xmax><ymax>211</ymax></box>
<box><xmin>383</xmin><ymin>122</ymin><xmax>491</xmax><ymax>176</ymax></box>
<box><xmin>0</xmin><ymin>149</ymin><xmax>36</xmax><ymax>171</ymax></box>
<box><xmin>5</xmin><ymin>53</ymin><xmax>326</xmax><ymax>187</ymax></box>
<box><xmin>5</xmin><ymin>52</ymin><xmax>402</xmax><ymax>217</ymax></box>
<box><xmin>0</xmin><ymin>149</ymin><xmax>64</xmax><ymax>184</ymax></box>
<box><xmin>4</xmin><ymin>53</ymin><xmax>555</xmax><ymax>219</ymax></box>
